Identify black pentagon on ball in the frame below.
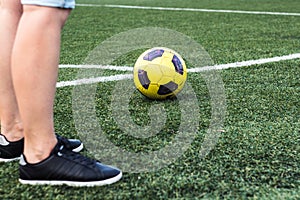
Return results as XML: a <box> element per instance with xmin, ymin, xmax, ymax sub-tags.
<box><xmin>138</xmin><ymin>69</ymin><xmax>150</xmax><ymax>89</ymax></box>
<box><xmin>157</xmin><ymin>81</ymin><xmax>178</xmax><ymax>95</ymax></box>
<box><xmin>143</xmin><ymin>49</ymin><xmax>164</xmax><ymax>61</ymax></box>
<box><xmin>172</xmin><ymin>54</ymin><xmax>184</xmax><ymax>75</ymax></box>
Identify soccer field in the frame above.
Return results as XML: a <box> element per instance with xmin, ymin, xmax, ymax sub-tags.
<box><xmin>1</xmin><ymin>0</ymin><xmax>299</xmax><ymax>199</ymax></box>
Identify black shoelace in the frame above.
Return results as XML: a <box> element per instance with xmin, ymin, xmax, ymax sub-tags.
<box><xmin>56</xmin><ymin>135</ymin><xmax>75</xmax><ymax>149</ymax></box>
<box><xmin>57</xmin><ymin>144</ymin><xmax>96</xmax><ymax>167</ymax></box>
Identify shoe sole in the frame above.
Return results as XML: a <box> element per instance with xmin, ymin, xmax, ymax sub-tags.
<box><xmin>19</xmin><ymin>172</ymin><xmax>122</xmax><ymax>187</ymax></box>
<box><xmin>0</xmin><ymin>157</ymin><xmax>20</xmax><ymax>162</ymax></box>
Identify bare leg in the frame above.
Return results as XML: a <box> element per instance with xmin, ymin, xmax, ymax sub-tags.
<box><xmin>0</xmin><ymin>0</ymin><xmax>23</xmax><ymax>141</ymax></box>
<box><xmin>12</xmin><ymin>5</ymin><xmax>70</xmax><ymax>163</ymax></box>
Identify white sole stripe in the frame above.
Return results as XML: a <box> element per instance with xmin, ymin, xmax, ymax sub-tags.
<box><xmin>57</xmin><ymin>53</ymin><xmax>300</xmax><ymax>87</ymax></box>
<box><xmin>19</xmin><ymin>172</ymin><xmax>122</xmax><ymax>187</ymax></box>
<box><xmin>76</xmin><ymin>4</ymin><xmax>300</xmax><ymax>17</ymax></box>
<box><xmin>0</xmin><ymin>157</ymin><xmax>20</xmax><ymax>162</ymax></box>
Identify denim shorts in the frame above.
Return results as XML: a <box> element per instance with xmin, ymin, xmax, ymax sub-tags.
<box><xmin>21</xmin><ymin>0</ymin><xmax>75</xmax><ymax>9</ymax></box>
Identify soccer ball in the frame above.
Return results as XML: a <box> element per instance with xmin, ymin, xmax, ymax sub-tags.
<box><xmin>133</xmin><ymin>47</ymin><xmax>187</xmax><ymax>100</ymax></box>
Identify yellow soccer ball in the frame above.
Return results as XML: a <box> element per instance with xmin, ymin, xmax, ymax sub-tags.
<box><xmin>133</xmin><ymin>47</ymin><xmax>187</xmax><ymax>100</ymax></box>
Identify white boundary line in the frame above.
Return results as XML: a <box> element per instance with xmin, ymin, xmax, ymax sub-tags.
<box><xmin>76</xmin><ymin>4</ymin><xmax>300</xmax><ymax>17</ymax></box>
<box><xmin>56</xmin><ymin>74</ymin><xmax>133</xmax><ymax>88</ymax></box>
<box><xmin>59</xmin><ymin>64</ymin><xmax>132</xmax><ymax>71</ymax></box>
<box><xmin>188</xmin><ymin>53</ymin><xmax>300</xmax><ymax>72</ymax></box>
<box><xmin>57</xmin><ymin>53</ymin><xmax>300</xmax><ymax>87</ymax></box>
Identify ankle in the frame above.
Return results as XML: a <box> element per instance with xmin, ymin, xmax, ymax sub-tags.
<box><xmin>24</xmin><ymin>150</ymin><xmax>51</xmax><ymax>164</ymax></box>
<box><xmin>24</xmin><ymin>136</ymin><xmax>57</xmax><ymax>164</ymax></box>
<box><xmin>1</xmin><ymin>121</ymin><xmax>24</xmax><ymax>142</ymax></box>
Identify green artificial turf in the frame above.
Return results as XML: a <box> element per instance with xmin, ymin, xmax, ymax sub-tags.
<box><xmin>1</xmin><ymin>0</ymin><xmax>299</xmax><ymax>199</ymax></box>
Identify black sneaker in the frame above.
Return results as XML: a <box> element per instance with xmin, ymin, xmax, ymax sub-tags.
<box><xmin>19</xmin><ymin>139</ymin><xmax>122</xmax><ymax>187</ymax></box>
<box><xmin>0</xmin><ymin>134</ymin><xmax>23</xmax><ymax>162</ymax></box>
<box><xmin>0</xmin><ymin>133</ymin><xmax>83</xmax><ymax>162</ymax></box>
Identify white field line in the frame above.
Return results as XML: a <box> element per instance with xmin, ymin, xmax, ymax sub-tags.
<box><xmin>57</xmin><ymin>53</ymin><xmax>300</xmax><ymax>87</ymax></box>
<box><xmin>188</xmin><ymin>53</ymin><xmax>300</xmax><ymax>72</ymax></box>
<box><xmin>56</xmin><ymin>74</ymin><xmax>133</xmax><ymax>88</ymax></box>
<box><xmin>76</xmin><ymin>4</ymin><xmax>300</xmax><ymax>17</ymax></box>
<box><xmin>59</xmin><ymin>64</ymin><xmax>132</xmax><ymax>71</ymax></box>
